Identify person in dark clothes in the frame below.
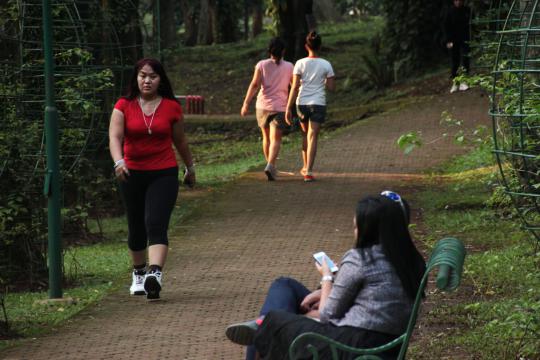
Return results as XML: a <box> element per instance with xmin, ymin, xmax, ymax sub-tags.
<box><xmin>444</xmin><ymin>0</ymin><xmax>472</xmax><ymax>93</ymax></box>
<box><xmin>225</xmin><ymin>192</ymin><xmax>426</xmax><ymax>360</ymax></box>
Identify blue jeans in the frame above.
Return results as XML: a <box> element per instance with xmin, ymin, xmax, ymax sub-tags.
<box><xmin>246</xmin><ymin>277</ymin><xmax>311</xmax><ymax>360</ymax></box>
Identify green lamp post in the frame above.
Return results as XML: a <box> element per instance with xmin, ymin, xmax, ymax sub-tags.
<box><xmin>42</xmin><ymin>0</ymin><xmax>62</xmax><ymax>298</ymax></box>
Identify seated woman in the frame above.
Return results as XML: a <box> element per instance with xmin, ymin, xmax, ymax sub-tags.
<box><xmin>225</xmin><ymin>192</ymin><xmax>426</xmax><ymax>360</ymax></box>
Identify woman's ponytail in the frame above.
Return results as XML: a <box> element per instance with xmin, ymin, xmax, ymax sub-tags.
<box><xmin>305</xmin><ymin>31</ymin><xmax>322</xmax><ymax>51</ymax></box>
<box><xmin>268</xmin><ymin>37</ymin><xmax>286</xmax><ymax>65</ymax></box>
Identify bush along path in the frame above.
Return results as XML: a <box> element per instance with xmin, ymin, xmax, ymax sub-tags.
<box><xmin>0</xmin><ymin>89</ymin><xmax>490</xmax><ymax>359</ymax></box>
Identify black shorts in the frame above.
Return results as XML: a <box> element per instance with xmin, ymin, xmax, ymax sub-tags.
<box><xmin>297</xmin><ymin>105</ymin><xmax>327</xmax><ymax>124</ymax></box>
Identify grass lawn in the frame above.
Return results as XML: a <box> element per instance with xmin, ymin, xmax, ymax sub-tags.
<box><xmin>408</xmin><ymin>145</ymin><xmax>540</xmax><ymax>359</ymax></box>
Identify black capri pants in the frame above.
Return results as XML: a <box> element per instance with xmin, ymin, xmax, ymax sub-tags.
<box><xmin>119</xmin><ymin>167</ymin><xmax>179</xmax><ymax>251</ymax></box>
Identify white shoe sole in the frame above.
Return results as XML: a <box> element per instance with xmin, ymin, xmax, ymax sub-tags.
<box><xmin>130</xmin><ymin>289</ymin><xmax>146</xmax><ymax>296</ymax></box>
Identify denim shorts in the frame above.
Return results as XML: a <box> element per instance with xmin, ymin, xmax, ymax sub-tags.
<box><xmin>297</xmin><ymin>105</ymin><xmax>327</xmax><ymax>124</ymax></box>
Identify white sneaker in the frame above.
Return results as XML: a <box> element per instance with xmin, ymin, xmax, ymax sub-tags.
<box><xmin>450</xmin><ymin>83</ymin><xmax>459</xmax><ymax>93</ymax></box>
<box><xmin>144</xmin><ymin>271</ymin><xmax>162</xmax><ymax>300</ymax></box>
<box><xmin>130</xmin><ymin>271</ymin><xmax>146</xmax><ymax>296</ymax></box>
<box><xmin>459</xmin><ymin>82</ymin><xmax>469</xmax><ymax>91</ymax></box>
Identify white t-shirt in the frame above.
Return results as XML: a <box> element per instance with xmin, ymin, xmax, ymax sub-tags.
<box><xmin>293</xmin><ymin>57</ymin><xmax>335</xmax><ymax>106</ymax></box>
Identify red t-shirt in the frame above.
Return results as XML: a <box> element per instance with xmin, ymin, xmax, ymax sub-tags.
<box><xmin>114</xmin><ymin>97</ymin><xmax>183</xmax><ymax>170</ymax></box>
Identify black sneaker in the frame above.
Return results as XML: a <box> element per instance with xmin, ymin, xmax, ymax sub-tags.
<box><xmin>144</xmin><ymin>271</ymin><xmax>162</xmax><ymax>301</ymax></box>
<box><xmin>225</xmin><ymin>320</ymin><xmax>258</xmax><ymax>345</ymax></box>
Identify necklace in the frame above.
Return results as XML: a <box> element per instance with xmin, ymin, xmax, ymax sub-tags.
<box><xmin>138</xmin><ymin>96</ymin><xmax>161</xmax><ymax>135</ymax></box>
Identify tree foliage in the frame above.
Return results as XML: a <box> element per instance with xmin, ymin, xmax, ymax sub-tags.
<box><xmin>381</xmin><ymin>0</ymin><xmax>447</xmax><ymax>76</ymax></box>
<box><xmin>180</xmin><ymin>0</ymin><xmax>252</xmax><ymax>46</ymax></box>
<box><xmin>0</xmin><ymin>0</ymin><xmax>140</xmax><ymax>291</ymax></box>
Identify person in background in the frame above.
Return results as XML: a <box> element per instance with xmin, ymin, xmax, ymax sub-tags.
<box><xmin>225</xmin><ymin>192</ymin><xmax>425</xmax><ymax>360</ymax></box>
<box><xmin>444</xmin><ymin>0</ymin><xmax>472</xmax><ymax>93</ymax></box>
<box><xmin>241</xmin><ymin>38</ymin><xmax>293</xmax><ymax>181</ymax></box>
<box><xmin>109</xmin><ymin>58</ymin><xmax>195</xmax><ymax>300</ymax></box>
<box><xmin>286</xmin><ymin>31</ymin><xmax>335</xmax><ymax>182</ymax></box>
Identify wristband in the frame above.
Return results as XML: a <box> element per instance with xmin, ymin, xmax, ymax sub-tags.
<box><xmin>114</xmin><ymin>159</ymin><xmax>125</xmax><ymax>168</ymax></box>
<box><xmin>320</xmin><ymin>275</ymin><xmax>333</xmax><ymax>285</ymax></box>
<box><xmin>185</xmin><ymin>164</ymin><xmax>195</xmax><ymax>174</ymax></box>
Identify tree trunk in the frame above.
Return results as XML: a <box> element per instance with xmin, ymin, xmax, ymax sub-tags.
<box><xmin>252</xmin><ymin>0</ymin><xmax>263</xmax><ymax>37</ymax></box>
<box><xmin>244</xmin><ymin>0</ymin><xmax>249</xmax><ymax>40</ymax></box>
<box><xmin>278</xmin><ymin>0</ymin><xmax>313</xmax><ymax>62</ymax></box>
<box><xmin>180</xmin><ymin>0</ymin><xmax>198</xmax><ymax>46</ymax></box>
<box><xmin>215</xmin><ymin>1</ymin><xmax>238</xmax><ymax>43</ymax></box>
<box><xmin>160</xmin><ymin>0</ymin><xmax>177</xmax><ymax>50</ymax></box>
<box><xmin>209</xmin><ymin>0</ymin><xmax>217</xmax><ymax>44</ymax></box>
<box><xmin>197</xmin><ymin>0</ymin><xmax>214</xmax><ymax>45</ymax></box>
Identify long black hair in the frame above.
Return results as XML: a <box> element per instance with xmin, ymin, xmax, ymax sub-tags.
<box><xmin>355</xmin><ymin>195</ymin><xmax>426</xmax><ymax>300</ymax></box>
<box><xmin>305</xmin><ymin>31</ymin><xmax>322</xmax><ymax>51</ymax></box>
<box><xmin>123</xmin><ymin>58</ymin><xmax>178</xmax><ymax>102</ymax></box>
<box><xmin>268</xmin><ymin>37</ymin><xmax>286</xmax><ymax>64</ymax></box>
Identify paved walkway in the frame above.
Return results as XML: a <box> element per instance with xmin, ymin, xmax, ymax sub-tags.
<box><xmin>1</xmin><ymin>90</ymin><xmax>489</xmax><ymax>360</ymax></box>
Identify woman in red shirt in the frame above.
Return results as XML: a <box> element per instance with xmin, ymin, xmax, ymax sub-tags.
<box><xmin>109</xmin><ymin>58</ymin><xmax>195</xmax><ymax>300</ymax></box>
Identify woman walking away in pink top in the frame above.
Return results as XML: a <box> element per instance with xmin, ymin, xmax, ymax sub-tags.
<box><xmin>241</xmin><ymin>38</ymin><xmax>293</xmax><ymax>181</ymax></box>
<box><xmin>286</xmin><ymin>31</ymin><xmax>335</xmax><ymax>182</ymax></box>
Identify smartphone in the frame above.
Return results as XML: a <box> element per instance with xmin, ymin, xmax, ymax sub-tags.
<box><xmin>313</xmin><ymin>251</ymin><xmax>339</xmax><ymax>273</ymax></box>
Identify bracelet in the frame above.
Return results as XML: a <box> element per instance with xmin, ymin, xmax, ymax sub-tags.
<box><xmin>114</xmin><ymin>159</ymin><xmax>125</xmax><ymax>168</ymax></box>
<box><xmin>320</xmin><ymin>275</ymin><xmax>333</xmax><ymax>285</ymax></box>
<box><xmin>185</xmin><ymin>164</ymin><xmax>195</xmax><ymax>174</ymax></box>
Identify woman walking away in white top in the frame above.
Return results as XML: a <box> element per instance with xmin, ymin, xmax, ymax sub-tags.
<box><xmin>241</xmin><ymin>38</ymin><xmax>293</xmax><ymax>181</ymax></box>
<box><xmin>286</xmin><ymin>31</ymin><xmax>335</xmax><ymax>182</ymax></box>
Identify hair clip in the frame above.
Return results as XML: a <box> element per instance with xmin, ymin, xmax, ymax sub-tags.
<box><xmin>381</xmin><ymin>190</ymin><xmax>406</xmax><ymax>214</ymax></box>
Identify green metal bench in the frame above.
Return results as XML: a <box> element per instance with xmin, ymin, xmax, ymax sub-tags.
<box><xmin>288</xmin><ymin>237</ymin><xmax>466</xmax><ymax>360</ymax></box>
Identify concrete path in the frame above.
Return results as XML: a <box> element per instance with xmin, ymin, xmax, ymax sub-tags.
<box><xmin>1</xmin><ymin>89</ymin><xmax>489</xmax><ymax>360</ymax></box>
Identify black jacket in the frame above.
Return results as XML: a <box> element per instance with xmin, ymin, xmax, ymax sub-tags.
<box><xmin>444</xmin><ymin>5</ymin><xmax>471</xmax><ymax>43</ymax></box>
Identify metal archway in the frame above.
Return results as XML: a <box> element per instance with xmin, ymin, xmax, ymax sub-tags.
<box><xmin>470</xmin><ymin>0</ymin><xmax>513</xmax><ymax>70</ymax></box>
<box><xmin>0</xmin><ymin>0</ymin><xmax>148</xmax><ymax>288</ymax></box>
<box><xmin>491</xmin><ymin>0</ymin><xmax>540</xmax><ymax>243</ymax></box>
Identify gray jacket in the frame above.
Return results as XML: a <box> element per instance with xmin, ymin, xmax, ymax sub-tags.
<box><xmin>319</xmin><ymin>245</ymin><xmax>413</xmax><ymax>335</ymax></box>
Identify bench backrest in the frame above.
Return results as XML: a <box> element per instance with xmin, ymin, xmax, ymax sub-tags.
<box><xmin>289</xmin><ymin>237</ymin><xmax>466</xmax><ymax>360</ymax></box>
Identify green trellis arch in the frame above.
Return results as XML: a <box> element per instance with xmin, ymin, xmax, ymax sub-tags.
<box><xmin>0</xmin><ymin>0</ymin><xmax>146</xmax><ymax>182</ymax></box>
<box><xmin>491</xmin><ymin>0</ymin><xmax>540</xmax><ymax>243</ymax></box>
<box><xmin>0</xmin><ymin>0</ymin><xmax>154</xmax><ymax>288</ymax></box>
<box><xmin>470</xmin><ymin>0</ymin><xmax>513</xmax><ymax>71</ymax></box>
